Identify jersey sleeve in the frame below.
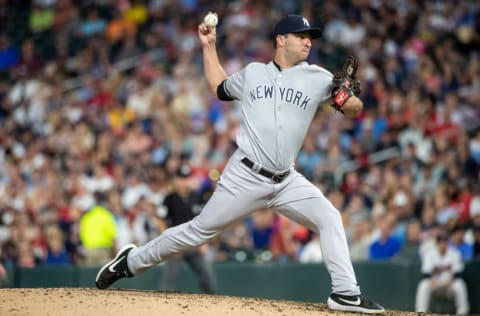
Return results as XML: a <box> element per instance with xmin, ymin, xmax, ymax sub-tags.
<box><xmin>311</xmin><ymin>65</ymin><xmax>334</xmax><ymax>105</ymax></box>
<box><xmin>220</xmin><ymin>67</ymin><xmax>247</xmax><ymax>101</ymax></box>
<box><xmin>217</xmin><ymin>80</ymin><xmax>234</xmax><ymax>101</ymax></box>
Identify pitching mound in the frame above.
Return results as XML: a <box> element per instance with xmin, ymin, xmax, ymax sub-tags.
<box><xmin>0</xmin><ymin>288</ymin><xmax>424</xmax><ymax>316</ymax></box>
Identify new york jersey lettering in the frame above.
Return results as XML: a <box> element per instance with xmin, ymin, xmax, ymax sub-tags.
<box><xmin>249</xmin><ymin>85</ymin><xmax>311</xmax><ymax>110</ymax></box>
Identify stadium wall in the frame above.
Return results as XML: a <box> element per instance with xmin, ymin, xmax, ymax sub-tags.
<box><xmin>5</xmin><ymin>260</ymin><xmax>480</xmax><ymax>312</ymax></box>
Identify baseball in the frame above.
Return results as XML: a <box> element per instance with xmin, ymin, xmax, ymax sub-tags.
<box><xmin>204</xmin><ymin>12</ymin><xmax>218</xmax><ymax>27</ymax></box>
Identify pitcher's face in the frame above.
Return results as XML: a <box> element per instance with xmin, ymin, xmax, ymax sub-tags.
<box><xmin>284</xmin><ymin>32</ymin><xmax>312</xmax><ymax>63</ymax></box>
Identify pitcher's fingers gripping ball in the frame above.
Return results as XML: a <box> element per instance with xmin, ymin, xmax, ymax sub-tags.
<box><xmin>204</xmin><ymin>12</ymin><xmax>218</xmax><ymax>27</ymax></box>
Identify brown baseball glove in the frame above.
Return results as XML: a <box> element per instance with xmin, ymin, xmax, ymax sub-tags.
<box><xmin>331</xmin><ymin>56</ymin><xmax>361</xmax><ymax>113</ymax></box>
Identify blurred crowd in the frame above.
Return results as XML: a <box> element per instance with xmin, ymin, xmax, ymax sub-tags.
<box><xmin>0</xmin><ymin>0</ymin><xmax>480</xmax><ymax>281</ymax></box>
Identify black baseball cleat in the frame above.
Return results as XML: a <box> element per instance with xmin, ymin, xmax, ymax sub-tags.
<box><xmin>327</xmin><ymin>293</ymin><xmax>385</xmax><ymax>314</ymax></box>
<box><xmin>95</xmin><ymin>244</ymin><xmax>137</xmax><ymax>289</ymax></box>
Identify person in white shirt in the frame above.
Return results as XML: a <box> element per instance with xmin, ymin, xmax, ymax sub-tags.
<box><xmin>415</xmin><ymin>232</ymin><xmax>470</xmax><ymax>315</ymax></box>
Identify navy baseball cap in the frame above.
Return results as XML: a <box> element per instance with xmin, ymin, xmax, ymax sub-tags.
<box><xmin>273</xmin><ymin>15</ymin><xmax>322</xmax><ymax>39</ymax></box>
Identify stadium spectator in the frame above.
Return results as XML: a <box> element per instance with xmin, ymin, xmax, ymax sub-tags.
<box><xmin>0</xmin><ymin>34</ymin><xmax>19</xmax><ymax>71</ymax></box>
<box><xmin>215</xmin><ymin>222</ymin><xmax>253</xmax><ymax>262</ymax></box>
<box><xmin>16</xmin><ymin>240</ymin><xmax>38</xmax><ymax>268</ymax></box>
<box><xmin>369</xmin><ymin>214</ymin><xmax>402</xmax><ymax>261</ymax></box>
<box><xmin>449</xmin><ymin>223</ymin><xmax>474</xmax><ymax>261</ymax></box>
<box><xmin>81</xmin><ymin>9</ymin><xmax>107</xmax><ymax>38</ymax></box>
<box><xmin>29</xmin><ymin>3</ymin><xmax>54</xmax><ymax>34</ymax></box>
<box><xmin>395</xmin><ymin>220</ymin><xmax>422</xmax><ymax>262</ymax></box>
<box><xmin>297</xmin><ymin>135</ymin><xmax>322</xmax><ymax>180</ymax></box>
<box><xmin>389</xmin><ymin>189</ymin><xmax>415</xmax><ymax>243</ymax></box>
<box><xmin>79</xmin><ymin>193</ymin><xmax>117</xmax><ymax>266</ymax></box>
<box><xmin>44</xmin><ymin>225</ymin><xmax>71</xmax><ymax>265</ymax></box>
<box><xmin>348</xmin><ymin>219</ymin><xmax>372</xmax><ymax>262</ymax></box>
<box><xmin>105</xmin><ymin>9</ymin><xmax>137</xmax><ymax>44</ymax></box>
<box><xmin>247</xmin><ymin>210</ymin><xmax>276</xmax><ymax>252</ymax></box>
<box><xmin>269</xmin><ymin>214</ymin><xmax>306</xmax><ymax>263</ymax></box>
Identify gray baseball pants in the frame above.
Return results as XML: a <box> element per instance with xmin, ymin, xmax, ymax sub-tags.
<box><xmin>127</xmin><ymin>150</ymin><xmax>360</xmax><ymax>295</ymax></box>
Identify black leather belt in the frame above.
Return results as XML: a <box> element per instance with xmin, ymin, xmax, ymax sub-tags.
<box><xmin>241</xmin><ymin>157</ymin><xmax>290</xmax><ymax>183</ymax></box>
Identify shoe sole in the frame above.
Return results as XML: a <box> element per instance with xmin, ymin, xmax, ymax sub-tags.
<box><xmin>95</xmin><ymin>243</ymin><xmax>137</xmax><ymax>289</ymax></box>
<box><xmin>327</xmin><ymin>297</ymin><xmax>385</xmax><ymax>314</ymax></box>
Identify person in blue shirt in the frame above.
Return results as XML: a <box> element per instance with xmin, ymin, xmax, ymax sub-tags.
<box><xmin>369</xmin><ymin>214</ymin><xmax>402</xmax><ymax>260</ymax></box>
<box><xmin>449</xmin><ymin>224</ymin><xmax>473</xmax><ymax>261</ymax></box>
<box><xmin>0</xmin><ymin>34</ymin><xmax>19</xmax><ymax>71</ymax></box>
<box><xmin>44</xmin><ymin>226</ymin><xmax>71</xmax><ymax>266</ymax></box>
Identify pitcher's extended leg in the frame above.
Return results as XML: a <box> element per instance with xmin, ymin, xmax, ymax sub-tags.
<box><xmin>127</xmin><ymin>158</ymin><xmax>271</xmax><ymax>275</ymax></box>
<box><xmin>273</xmin><ymin>173</ymin><xmax>360</xmax><ymax>295</ymax></box>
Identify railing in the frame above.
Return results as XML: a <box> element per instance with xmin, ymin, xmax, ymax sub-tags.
<box><xmin>334</xmin><ymin>146</ymin><xmax>401</xmax><ymax>186</ymax></box>
<box><xmin>61</xmin><ymin>48</ymin><xmax>166</xmax><ymax>92</ymax></box>
<box><xmin>3</xmin><ymin>259</ymin><xmax>480</xmax><ymax>312</ymax></box>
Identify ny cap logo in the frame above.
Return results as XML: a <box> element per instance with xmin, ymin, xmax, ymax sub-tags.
<box><xmin>302</xmin><ymin>17</ymin><xmax>310</xmax><ymax>27</ymax></box>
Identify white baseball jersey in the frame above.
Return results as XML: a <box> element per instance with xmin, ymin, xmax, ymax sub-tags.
<box><xmin>221</xmin><ymin>61</ymin><xmax>333</xmax><ymax>171</ymax></box>
<box><xmin>416</xmin><ymin>246</ymin><xmax>470</xmax><ymax>314</ymax></box>
<box><xmin>421</xmin><ymin>246</ymin><xmax>464</xmax><ymax>276</ymax></box>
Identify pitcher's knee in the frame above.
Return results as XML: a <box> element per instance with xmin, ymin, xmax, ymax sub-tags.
<box><xmin>317</xmin><ymin>207</ymin><xmax>343</xmax><ymax>229</ymax></box>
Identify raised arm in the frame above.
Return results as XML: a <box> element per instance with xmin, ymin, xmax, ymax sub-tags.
<box><xmin>198</xmin><ymin>21</ymin><xmax>228</xmax><ymax>97</ymax></box>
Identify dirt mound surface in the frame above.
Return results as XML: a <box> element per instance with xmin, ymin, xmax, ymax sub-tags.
<box><xmin>0</xmin><ymin>288</ymin><xmax>428</xmax><ymax>316</ymax></box>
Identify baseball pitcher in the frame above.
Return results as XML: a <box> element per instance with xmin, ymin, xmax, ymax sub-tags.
<box><xmin>96</xmin><ymin>14</ymin><xmax>384</xmax><ymax>314</ymax></box>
